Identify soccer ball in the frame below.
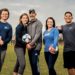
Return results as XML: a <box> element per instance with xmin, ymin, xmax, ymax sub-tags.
<box><xmin>22</xmin><ymin>34</ymin><xmax>31</xmax><ymax>43</ymax></box>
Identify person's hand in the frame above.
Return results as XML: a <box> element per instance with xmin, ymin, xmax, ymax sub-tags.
<box><xmin>26</xmin><ymin>43</ymin><xmax>32</xmax><ymax>49</ymax></box>
<box><xmin>0</xmin><ymin>40</ymin><xmax>4</xmax><ymax>46</ymax></box>
<box><xmin>57</xmin><ymin>26</ymin><xmax>62</xmax><ymax>30</ymax></box>
<box><xmin>49</xmin><ymin>46</ymin><xmax>55</xmax><ymax>54</ymax></box>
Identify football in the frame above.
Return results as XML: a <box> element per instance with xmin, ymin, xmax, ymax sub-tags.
<box><xmin>22</xmin><ymin>34</ymin><xmax>31</xmax><ymax>43</ymax></box>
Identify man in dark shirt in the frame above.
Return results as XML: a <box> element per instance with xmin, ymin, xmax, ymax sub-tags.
<box><xmin>58</xmin><ymin>11</ymin><xmax>75</xmax><ymax>75</ymax></box>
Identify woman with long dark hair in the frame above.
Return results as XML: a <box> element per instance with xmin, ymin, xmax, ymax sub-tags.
<box><xmin>43</xmin><ymin>17</ymin><xmax>59</xmax><ymax>75</ymax></box>
<box><xmin>13</xmin><ymin>13</ymin><xmax>29</xmax><ymax>75</ymax></box>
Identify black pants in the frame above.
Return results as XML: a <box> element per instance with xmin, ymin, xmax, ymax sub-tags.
<box><xmin>0</xmin><ymin>50</ymin><xmax>6</xmax><ymax>72</ymax></box>
<box><xmin>44</xmin><ymin>52</ymin><xmax>58</xmax><ymax>75</ymax></box>
<box><xmin>28</xmin><ymin>49</ymin><xmax>40</xmax><ymax>75</ymax></box>
<box><xmin>14</xmin><ymin>48</ymin><xmax>26</xmax><ymax>75</ymax></box>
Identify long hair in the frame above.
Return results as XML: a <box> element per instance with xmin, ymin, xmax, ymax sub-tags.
<box><xmin>46</xmin><ymin>17</ymin><xmax>55</xmax><ymax>30</ymax></box>
<box><xmin>19</xmin><ymin>13</ymin><xmax>29</xmax><ymax>25</ymax></box>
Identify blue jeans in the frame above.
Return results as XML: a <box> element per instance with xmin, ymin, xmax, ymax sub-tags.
<box><xmin>28</xmin><ymin>49</ymin><xmax>40</xmax><ymax>75</ymax></box>
<box><xmin>44</xmin><ymin>52</ymin><xmax>58</xmax><ymax>75</ymax></box>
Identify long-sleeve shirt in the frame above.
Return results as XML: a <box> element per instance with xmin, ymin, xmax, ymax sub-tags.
<box><xmin>0</xmin><ymin>21</ymin><xmax>12</xmax><ymax>51</ymax></box>
<box><xmin>43</xmin><ymin>28</ymin><xmax>59</xmax><ymax>52</ymax></box>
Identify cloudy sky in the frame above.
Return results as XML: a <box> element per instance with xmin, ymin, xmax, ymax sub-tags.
<box><xmin>0</xmin><ymin>0</ymin><xmax>75</xmax><ymax>34</ymax></box>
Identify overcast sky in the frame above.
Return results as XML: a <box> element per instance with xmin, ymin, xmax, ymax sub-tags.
<box><xmin>0</xmin><ymin>0</ymin><xmax>75</xmax><ymax>34</ymax></box>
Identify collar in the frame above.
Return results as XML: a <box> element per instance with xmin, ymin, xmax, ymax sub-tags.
<box><xmin>29</xmin><ymin>19</ymin><xmax>37</xmax><ymax>24</ymax></box>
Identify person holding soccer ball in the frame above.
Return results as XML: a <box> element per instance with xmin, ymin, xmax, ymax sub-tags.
<box><xmin>27</xmin><ymin>9</ymin><xmax>42</xmax><ymax>75</ymax></box>
<box><xmin>13</xmin><ymin>13</ymin><xmax>29</xmax><ymax>75</ymax></box>
<box><xmin>0</xmin><ymin>8</ymin><xmax>12</xmax><ymax>72</ymax></box>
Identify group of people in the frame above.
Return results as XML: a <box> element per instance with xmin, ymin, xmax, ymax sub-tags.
<box><xmin>0</xmin><ymin>8</ymin><xmax>75</xmax><ymax>75</ymax></box>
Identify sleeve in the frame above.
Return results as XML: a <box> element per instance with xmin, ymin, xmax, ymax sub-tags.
<box><xmin>43</xmin><ymin>31</ymin><xmax>45</xmax><ymax>45</ymax></box>
<box><xmin>43</xmin><ymin>39</ymin><xmax>45</xmax><ymax>45</ymax></box>
<box><xmin>59</xmin><ymin>29</ymin><xmax>63</xmax><ymax>33</ymax></box>
<box><xmin>30</xmin><ymin>22</ymin><xmax>42</xmax><ymax>45</ymax></box>
<box><xmin>52</xmin><ymin>29</ymin><xmax>59</xmax><ymax>49</ymax></box>
<box><xmin>56</xmin><ymin>26</ymin><xmax>63</xmax><ymax>33</ymax></box>
<box><xmin>4</xmin><ymin>26</ymin><xmax>12</xmax><ymax>44</ymax></box>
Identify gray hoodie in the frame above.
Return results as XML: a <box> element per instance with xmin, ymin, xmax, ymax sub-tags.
<box><xmin>27</xmin><ymin>19</ymin><xmax>42</xmax><ymax>50</ymax></box>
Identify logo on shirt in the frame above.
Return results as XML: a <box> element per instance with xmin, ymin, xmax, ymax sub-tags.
<box><xmin>69</xmin><ymin>27</ymin><xmax>73</xmax><ymax>30</ymax></box>
<box><xmin>4</xmin><ymin>26</ymin><xmax>9</xmax><ymax>30</ymax></box>
<box><xmin>44</xmin><ymin>33</ymin><xmax>50</xmax><ymax>37</ymax></box>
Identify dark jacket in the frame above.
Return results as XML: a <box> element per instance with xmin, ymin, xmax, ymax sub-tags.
<box><xmin>15</xmin><ymin>24</ymin><xmax>27</xmax><ymax>48</ymax></box>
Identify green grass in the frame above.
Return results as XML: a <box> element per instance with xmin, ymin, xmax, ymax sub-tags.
<box><xmin>0</xmin><ymin>44</ymin><xmax>68</xmax><ymax>75</ymax></box>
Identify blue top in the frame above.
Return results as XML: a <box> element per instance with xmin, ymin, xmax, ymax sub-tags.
<box><xmin>0</xmin><ymin>21</ymin><xmax>12</xmax><ymax>50</ymax></box>
<box><xmin>43</xmin><ymin>28</ymin><xmax>59</xmax><ymax>52</ymax></box>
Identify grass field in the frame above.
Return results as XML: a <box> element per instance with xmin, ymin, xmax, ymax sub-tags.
<box><xmin>0</xmin><ymin>43</ymin><xmax>68</xmax><ymax>75</ymax></box>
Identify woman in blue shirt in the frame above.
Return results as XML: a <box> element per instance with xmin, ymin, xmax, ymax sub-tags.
<box><xmin>43</xmin><ymin>17</ymin><xmax>59</xmax><ymax>75</ymax></box>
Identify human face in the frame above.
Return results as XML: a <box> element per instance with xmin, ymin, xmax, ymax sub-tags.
<box><xmin>21</xmin><ymin>15</ymin><xmax>29</xmax><ymax>25</ymax></box>
<box><xmin>1</xmin><ymin>11</ymin><xmax>9</xmax><ymax>21</ymax></box>
<box><xmin>64</xmin><ymin>13</ymin><xmax>73</xmax><ymax>24</ymax></box>
<box><xmin>29</xmin><ymin>13</ymin><xmax>36</xmax><ymax>20</ymax></box>
<box><xmin>47</xmin><ymin>19</ymin><xmax>53</xmax><ymax>29</ymax></box>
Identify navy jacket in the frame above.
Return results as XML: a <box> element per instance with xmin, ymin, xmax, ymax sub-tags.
<box><xmin>0</xmin><ymin>21</ymin><xmax>12</xmax><ymax>51</ymax></box>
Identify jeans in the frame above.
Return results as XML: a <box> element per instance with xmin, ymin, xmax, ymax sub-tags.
<box><xmin>28</xmin><ymin>49</ymin><xmax>40</xmax><ymax>75</ymax></box>
<box><xmin>44</xmin><ymin>52</ymin><xmax>58</xmax><ymax>75</ymax></box>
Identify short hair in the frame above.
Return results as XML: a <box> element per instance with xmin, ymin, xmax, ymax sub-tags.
<box><xmin>29</xmin><ymin>9</ymin><xmax>36</xmax><ymax>14</ymax></box>
<box><xmin>64</xmin><ymin>11</ymin><xmax>73</xmax><ymax>16</ymax></box>
<box><xmin>0</xmin><ymin>8</ymin><xmax>10</xmax><ymax>19</ymax></box>
<box><xmin>19</xmin><ymin>13</ymin><xmax>29</xmax><ymax>25</ymax></box>
<box><xmin>46</xmin><ymin>17</ymin><xmax>56</xmax><ymax>30</ymax></box>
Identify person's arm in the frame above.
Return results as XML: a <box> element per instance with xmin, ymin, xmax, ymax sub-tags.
<box><xmin>43</xmin><ymin>32</ymin><xmax>45</xmax><ymax>45</ymax></box>
<box><xmin>56</xmin><ymin>26</ymin><xmax>63</xmax><ymax>33</ymax></box>
<box><xmin>30</xmin><ymin>22</ymin><xmax>42</xmax><ymax>46</ymax></box>
<box><xmin>43</xmin><ymin>39</ymin><xmax>45</xmax><ymax>45</ymax></box>
<box><xmin>52</xmin><ymin>28</ymin><xmax>59</xmax><ymax>49</ymax></box>
<box><xmin>4</xmin><ymin>27</ymin><xmax>12</xmax><ymax>44</ymax></box>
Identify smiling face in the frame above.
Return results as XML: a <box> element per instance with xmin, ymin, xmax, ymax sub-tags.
<box><xmin>0</xmin><ymin>11</ymin><xmax>9</xmax><ymax>21</ymax></box>
<box><xmin>29</xmin><ymin>12</ymin><xmax>36</xmax><ymax>21</ymax></box>
<box><xmin>47</xmin><ymin>18</ymin><xmax>53</xmax><ymax>29</ymax></box>
<box><xmin>20</xmin><ymin>13</ymin><xmax>29</xmax><ymax>25</ymax></box>
<box><xmin>64</xmin><ymin>12</ymin><xmax>73</xmax><ymax>24</ymax></box>
<box><xmin>46</xmin><ymin>17</ymin><xmax>55</xmax><ymax>30</ymax></box>
<box><xmin>21</xmin><ymin>15</ymin><xmax>29</xmax><ymax>25</ymax></box>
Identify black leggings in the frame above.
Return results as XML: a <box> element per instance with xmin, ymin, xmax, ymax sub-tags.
<box><xmin>44</xmin><ymin>52</ymin><xmax>58</xmax><ymax>75</ymax></box>
<box><xmin>14</xmin><ymin>48</ymin><xmax>26</xmax><ymax>75</ymax></box>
